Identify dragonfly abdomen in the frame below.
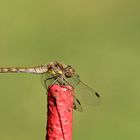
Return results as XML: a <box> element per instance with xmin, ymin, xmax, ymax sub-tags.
<box><xmin>0</xmin><ymin>67</ymin><xmax>20</xmax><ymax>73</ymax></box>
<box><xmin>0</xmin><ymin>66</ymin><xmax>48</xmax><ymax>74</ymax></box>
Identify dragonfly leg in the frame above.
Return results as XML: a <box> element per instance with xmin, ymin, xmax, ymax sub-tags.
<box><xmin>44</xmin><ymin>76</ymin><xmax>56</xmax><ymax>89</ymax></box>
<box><xmin>51</xmin><ymin>77</ymin><xmax>60</xmax><ymax>85</ymax></box>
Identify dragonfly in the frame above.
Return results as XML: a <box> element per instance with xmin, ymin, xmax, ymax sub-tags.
<box><xmin>0</xmin><ymin>61</ymin><xmax>101</xmax><ymax>111</ymax></box>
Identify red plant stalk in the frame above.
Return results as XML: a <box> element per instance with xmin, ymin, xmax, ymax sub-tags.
<box><xmin>46</xmin><ymin>84</ymin><xmax>74</xmax><ymax>140</ymax></box>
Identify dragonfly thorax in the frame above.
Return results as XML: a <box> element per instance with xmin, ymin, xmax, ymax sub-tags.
<box><xmin>47</xmin><ymin>61</ymin><xmax>75</xmax><ymax>78</ymax></box>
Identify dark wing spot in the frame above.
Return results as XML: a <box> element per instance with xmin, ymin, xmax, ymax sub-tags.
<box><xmin>95</xmin><ymin>92</ymin><xmax>100</xmax><ymax>98</ymax></box>
<box><xmin>73</xmin><ymin>103</ymin><xmax>76</xmax><ymax>110</ymax></box>
<box><xmin>76</xmin><ymin>98</ymin><xmax>81</xmax><ymax>105</ymax></box>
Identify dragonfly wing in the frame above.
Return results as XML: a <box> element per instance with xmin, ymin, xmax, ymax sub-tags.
<box><xmin>66</xmin><ymin>74</ymin><xmax>80</xmax><ymax>87</ymax></box>
<box><xmin>67</xmin><ymin>74</ymin><xmax>101</xmax><ymax>106</ymax></box>
<box><xmin>75</xmin><ymin>80</ymin><xmax>101</xmax><ymax>106</ymax></box>
<box><xmin>41</xmin><ymin>73</ymin><xmax>55</xmax><ymax>89</ymax></box>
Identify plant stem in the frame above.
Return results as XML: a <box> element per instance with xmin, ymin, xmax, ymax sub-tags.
<box><xmin>46</xmin><ymin>84</ymin><xmax>73</xmax><ymax>140</ymax></box>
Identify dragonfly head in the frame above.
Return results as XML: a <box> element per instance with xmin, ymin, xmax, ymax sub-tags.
<box><xmin>64</xmin><ymin>65</ymin><xmax>75</xmax><ymax>78</ymax></box>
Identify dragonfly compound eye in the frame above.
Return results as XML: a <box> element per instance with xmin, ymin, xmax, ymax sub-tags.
<box><xmin>65</xmin><ymin>66</ymin><xmax>75</xmax><ymax>78</ymax></box>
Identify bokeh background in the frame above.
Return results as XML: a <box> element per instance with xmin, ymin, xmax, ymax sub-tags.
<box><xmin>0</xmin><ymin>0</ymin><xmax>140</xmax><ymax>140</ymax></box>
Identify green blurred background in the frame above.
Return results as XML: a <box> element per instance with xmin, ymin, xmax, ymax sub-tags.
<box><xmin>0</xmin><ymin>0</ymin><xmax>140</xmax><ymax>140</ymax></box>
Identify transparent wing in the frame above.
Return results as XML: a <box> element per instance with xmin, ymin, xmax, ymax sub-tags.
<box><xmin>41</xmin><ymin>73</ymin><xmax>69</xmax><ymax>90</ymax></box>
<box><xmin>41</xmin><ymin>73</ymin><xmax>83</xmax><ymax>112</ymax></box>
<box><xmin>41</xmin><ymin>73</ymin><xmax>55</xmax><ymax>90</ymax></box>
<box><xmin>67</xmin><ymin>74</ymin><xmax>101</xmax><ymax>106</ymax></box>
